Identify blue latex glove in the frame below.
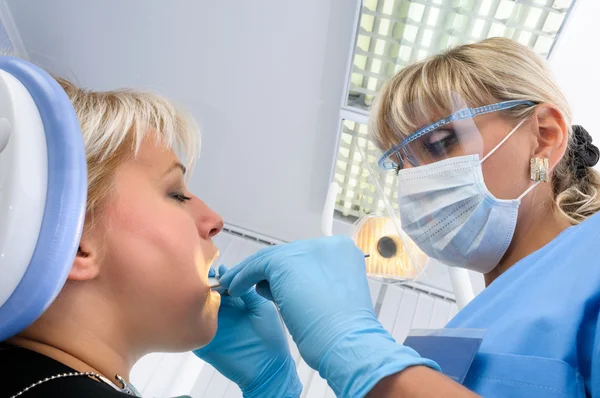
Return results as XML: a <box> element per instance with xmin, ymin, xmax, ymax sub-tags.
<box><xmin>219</xmin><ymin>236</ymin><xmax>441</xmax><ymax>397</ymax></box>
<box><xmin>193</xmin><ymin>265</ymin><xmax>302</xmax><ymax>398</ymax></box>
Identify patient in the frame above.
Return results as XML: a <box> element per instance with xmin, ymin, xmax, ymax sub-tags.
<box><xmin>1</xmin><ymin>78</ymin><xmax>225</xmax><ymax>396</ymax></box>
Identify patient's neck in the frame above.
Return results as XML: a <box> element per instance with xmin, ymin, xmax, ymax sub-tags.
<box><xmin>7</xmin><ymin>284</ymin><xmax>138</xmax><ymax>384</ymax></box>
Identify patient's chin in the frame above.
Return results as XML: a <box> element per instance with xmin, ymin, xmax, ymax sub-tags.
<box><xmin>189</xmin><ymin>295</ymin><xmax>220</xmax><ymax>349</ymax></box>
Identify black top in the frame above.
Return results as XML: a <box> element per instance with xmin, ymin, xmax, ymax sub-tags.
<box><xmin>0</xmin><ymin>343</ymin><xmax>132</xmax><ymax>398</ymax></box>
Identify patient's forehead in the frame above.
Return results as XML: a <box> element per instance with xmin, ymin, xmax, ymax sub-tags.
<box><xmin>122</xmin><ymin>137</ymin><xmax>180</xmax><ymax>177</ymax></box>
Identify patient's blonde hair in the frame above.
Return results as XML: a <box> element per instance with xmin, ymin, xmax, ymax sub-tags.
<box><xmin>56</xmin><ymin>78</ymin><xmax>199</xmax><ymax>221</ymax></box>
<box><xmin>370</xmin><ymin>37</ymin><xmax>600</xmax><ymax>225</ymax></box>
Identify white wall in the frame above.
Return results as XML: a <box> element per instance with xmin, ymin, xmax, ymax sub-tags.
<box><xmin>549</xmin><ymin>0</ymin><xmax>600</xmax><ymax>147</ymax></box>
<box><xmin>0</xmin><ymin>16</ymin><xmax>12</xmax><ymax>52</ymax></box>
<box><xmin>0</xmin><ymin>23</ymin><xmax>9</xmax><ymax>49</ymax></box>
<box><xmin>5</xmin><ymin>0</ymin><xmax>359</xmax><ymax>243</ymax></box>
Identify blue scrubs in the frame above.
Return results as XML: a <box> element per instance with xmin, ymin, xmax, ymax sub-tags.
<box><xmin>447</xmin><ymin>212</ymin><xmax>600</xmax><ymax>397</ymax></box>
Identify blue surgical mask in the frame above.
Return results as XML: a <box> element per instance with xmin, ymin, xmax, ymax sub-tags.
<box><xmin>396</xmin><ymin>119</ymin><xmax>538</xmax><ymax>273</ymax></box>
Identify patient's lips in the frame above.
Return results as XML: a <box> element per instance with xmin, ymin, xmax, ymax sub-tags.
<box><xmin>210</xmin><ymin>249</ymin><xmax>220</xmax><ymax>265</ymax></box>
<box><xmin>195</xmin><ymin>248</ymin><xmax>220</xmax><ymax>279</ymax></box>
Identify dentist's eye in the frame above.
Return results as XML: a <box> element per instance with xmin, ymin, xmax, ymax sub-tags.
<box><xmin>423</xmin><ymin>129</ymin><xmax>459</xmax><ymax>157</ymax></box>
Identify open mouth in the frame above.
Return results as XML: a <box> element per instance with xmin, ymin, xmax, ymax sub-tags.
<box><xmin>195</xmin><ymin>248</ymin><xmax>220</xmax><ymax>280</ymax></box>
<box><xmin>210</xmin><ymin>250</ymin><xmax>220</xmax><ymax>266</ymax></box>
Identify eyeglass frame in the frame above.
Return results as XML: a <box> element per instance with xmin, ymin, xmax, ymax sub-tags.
<box><xmin>377</xmin><ymin>100</ymin><xmax>538</xmax><ymax>170</ymax></box>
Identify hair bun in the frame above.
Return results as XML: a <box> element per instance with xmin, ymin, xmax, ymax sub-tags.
<box><xmin>572</xmin><ymin>125</ymin><xmax>599</xmax><ymax>178</ymax></box>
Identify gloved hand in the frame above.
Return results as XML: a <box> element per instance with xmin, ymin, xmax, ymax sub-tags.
<box><xmin>193</xmin><ymin>265</ymin><xmax>302</xmax><ymax>398</ymax></box>
<box><xmin>219</xmin><ymin>236</ymin><xmax>440</xmax><ymax>397</ymax></box>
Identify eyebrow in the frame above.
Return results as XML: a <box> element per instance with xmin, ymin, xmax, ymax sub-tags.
<box><xmin>163</xmin><ymin>162</ymin><xmax>186</xmax><ymax>176</ymax></box>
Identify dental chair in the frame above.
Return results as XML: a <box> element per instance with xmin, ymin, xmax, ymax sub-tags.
<box><xmin>0</xmin><ymin>56</ymin><xmax>87</xmax><ymax>341</ymax></box>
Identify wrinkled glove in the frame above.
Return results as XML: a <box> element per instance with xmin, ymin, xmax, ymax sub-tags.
<box><xmin>219</xmin><ymin>236</ymin><xmax>440</xmax><ymax>397</ymax></box>
<box><xmin>193</xmin><ymin>265</ymin><xmax>302</xmax><ymax>398</ymax></box>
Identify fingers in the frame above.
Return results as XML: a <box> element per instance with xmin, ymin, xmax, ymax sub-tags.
<box><xmin>218</xmin><ymin>236</ymin><xmax>359</xmax><ymax>297</ymax></box>
<box><xmin>218</xmin><ymin>264</ymin><xmax>269</xmax><ymax>311</ymax></box>
<box><xmin>256</xmin><ymin>281</ymin><xmax>274</xmax><ymax>302</ymax></box>
<box><xmin>218</xmin><ymin>264</ymin><xmax>229</xmax><ymax>278</ymax></box>
<box><xmin>208</xmin><ymin>267</ymin><xmax>216</xmax><ymax>278</ymax></box>
<box><xmin>218</xmin><ymin>251</ymin><xmax>273</xmax><ymax>297</ymax></box>
<box><xmin>219</xmin><ymin>295</ymin><xmax>238</xmax><ymax>308</ymax></box>
<box><xmin>219</xmin><ymin>264</ymin><xmax>274</xmax><ymax>311</ymax></box>
<box><xmin>239</xmin><ymin>287</ymin><xmax>270</xmax><ymax>314</ymax></box>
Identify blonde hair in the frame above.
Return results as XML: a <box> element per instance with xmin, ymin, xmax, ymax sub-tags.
<box><xmin>370</xmin><ymin>37</ymin><xmax>600</xmax><ymax>225</ymax></box>
<box><xmin>56</xmin><ymin>77</ymin><xmax>200</xmax><ymax>220</ymax></box>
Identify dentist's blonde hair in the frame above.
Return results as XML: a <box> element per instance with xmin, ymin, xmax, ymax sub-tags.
<box><xmin>370</xmin><ymin>37</ymin><xmax>600</xmax><ymax>224</ymax></box>
<box><xmin>55</xmin><ymin>78</ymin><xmax>199</xmax><ymax>221</ymax></box>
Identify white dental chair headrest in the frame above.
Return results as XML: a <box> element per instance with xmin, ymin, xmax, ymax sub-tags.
<box><xmin>0</xmin><ymin>56</ymin><xmax>86</xmax><ymax>341</ymax></box>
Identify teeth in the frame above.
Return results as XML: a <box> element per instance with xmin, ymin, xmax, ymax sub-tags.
<box><xmin>208</xmin><ymin>276</ymin><xmax>227</xmax><ymax>294</ymax></box>
<box><xmin>208</xmin><ymin>276</ymin><xmax>221</xmax><ymax>288</ymax></box>
<box><xmin>212</xmin><ymin>285</ymin><xmax>228</xmax><ymax>295</ymax></box>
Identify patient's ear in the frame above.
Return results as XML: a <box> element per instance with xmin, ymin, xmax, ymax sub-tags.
<box><xmin>69</xmin><ymin>231</ymin><xmax>101</xmax><ymax>281</ymax></box>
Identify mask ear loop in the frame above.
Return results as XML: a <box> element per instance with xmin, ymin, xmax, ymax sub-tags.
<box><xmin>479</xmin><ymin>118</ymin><xmax>540</xmax><ymax>201</ymax></box>
<box><xmin>480</xmin><ymin>118</ymin><xmax>528</xmax><ymax>163</ymax></box>
<box><xmin>517</xmin><ymin>180</ymin><xmax>540</xmax><ymax>200</ymax></box>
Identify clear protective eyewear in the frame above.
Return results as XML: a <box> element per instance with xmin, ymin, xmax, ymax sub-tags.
<box><xmin>378</xmin><ymin>99</ymin><xmax>537</xmax><ymax>171</ymax></box>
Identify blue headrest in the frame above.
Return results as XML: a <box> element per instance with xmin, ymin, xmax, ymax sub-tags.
<box><xmin>0</xmin><ymin>57</ymin><xmax>87</xmax><ymax>341</ymax></box>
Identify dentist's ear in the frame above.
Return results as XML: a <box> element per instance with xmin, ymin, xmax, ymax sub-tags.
<box><xmin>530</xmin><ymin>103</ymin><xmax>568</xmax><ymax>171</ymax></box>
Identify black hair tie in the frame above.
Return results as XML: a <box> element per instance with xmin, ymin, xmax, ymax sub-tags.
<box><xmin>572</xmin><ymin>125</ymin><xmax>599</xmax><ymax>179</ymax></box>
